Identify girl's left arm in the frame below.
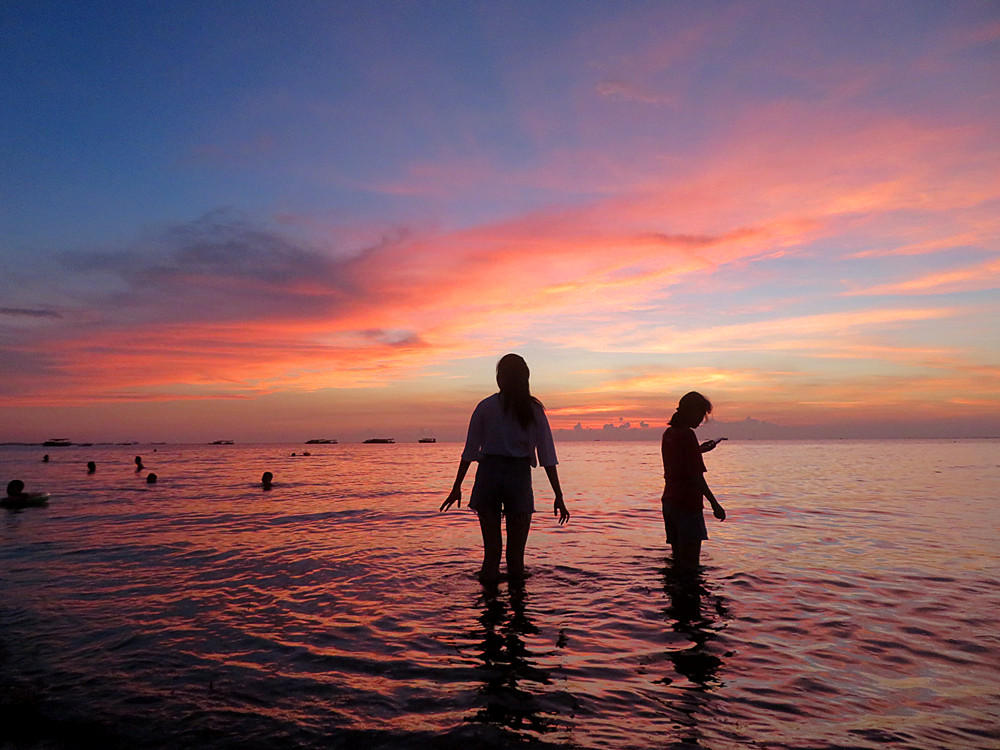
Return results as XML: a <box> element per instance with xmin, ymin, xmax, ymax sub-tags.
<box><xmin>441</xmin><ymin>460</ymin><xmax>471</xmax><ymax>511</ymax></box>
<box><xmin>701</xmin><ymin>476</ymin><xmax>725</xmax><ymax>521</ymax></box>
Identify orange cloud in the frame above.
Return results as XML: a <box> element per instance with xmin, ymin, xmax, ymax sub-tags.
<box><xmin>845</xmin><ymin>257</ymin><xmax>1000</xmax><ymax>296</ymax></box>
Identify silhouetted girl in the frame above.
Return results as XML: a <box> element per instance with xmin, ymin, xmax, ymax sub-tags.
<box><xmin>441</xmin><ymin>353</ymin><xmax>569</xmax><ymax>582</ymax></box>
<box><xmin>661</xmin><ymin>391</ymin><xmax>726</xmax><ymax>572</ymax></box>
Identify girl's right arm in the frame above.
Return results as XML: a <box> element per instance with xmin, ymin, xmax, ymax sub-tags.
<box><xmin>544</xmin><ymin>465</ymin><xmax>570</xmax><ymax>524</ymax></box>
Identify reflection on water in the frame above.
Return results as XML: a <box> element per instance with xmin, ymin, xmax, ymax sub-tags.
<box><xmin>657</xmin><ymin>561</ymin><xmax>730</xmax><ymax>749</ymax></box>
<box><xmin>469</xmin><ymin>581</ymin><xmax>571</xmax><ymax>738</ymax></box>
<box><xmin>661</xmin><ymin>563</ymin><xmax>728</xmax><ymax>689</ymax></box>
<box><xmin>1</xmin><ymin>440</ymin><xmax>998</xmax><ymax>749</ymax></box>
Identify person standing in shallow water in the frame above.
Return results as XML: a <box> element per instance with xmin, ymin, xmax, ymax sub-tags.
<box><xmin>661</xmin><ymin>392</ymin><xmax>726</xmax><ymax>572</ymax></box>
<box><xmin>441</xmin><ymin>353</ymin><xmax>570</xmax><ymax>583</ymax></box>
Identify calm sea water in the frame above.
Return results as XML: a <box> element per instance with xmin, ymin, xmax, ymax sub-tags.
<box><xmin>1</xmin><ymin>440</ymin><xmax>998</xmax><ymax>749</ymax></box>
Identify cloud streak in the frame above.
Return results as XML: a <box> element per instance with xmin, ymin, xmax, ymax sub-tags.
<box><xmin>2</xmin><ymin>3</ymin><xmax>998</xmax><ymax>437</ymax></box>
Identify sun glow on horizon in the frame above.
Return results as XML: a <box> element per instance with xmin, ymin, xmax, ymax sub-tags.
<box><xmin>1</xmin><ymin>2</ymin><xmax>998</xmax><ymax>441</ymax></box>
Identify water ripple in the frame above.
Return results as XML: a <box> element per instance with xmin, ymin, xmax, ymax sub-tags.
<box><xmin>2</xmin><ymin>440</ymin><xmax>999</xmax><ymax>748</ymax></box>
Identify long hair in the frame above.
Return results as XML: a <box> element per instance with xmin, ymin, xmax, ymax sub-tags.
<box><xmin>496</xmin><ymin>353</ymin><xmax>543</xmax><ymax>429</ymax></box>
<box><xmin>669</xmin><ymin>391</ymin><xmax>712</xmax><ymax>428</ymax></box>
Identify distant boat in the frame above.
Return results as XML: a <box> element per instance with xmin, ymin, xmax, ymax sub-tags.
<box><xmin>363</xmin><ymin>438</ymin><xmax>395</xmax><ymax>444</ymax></box>
<box><xmin>210</xmin><ymin>440</ymin><xmax>234</xmax><ymax>445</ymax></box>
<box><xmin>42</xmin><ymin>438</ymin><xmax>73</xmax><ymax>447</ymax></box>
<box><xmin>418</xmin><ymin>437</ymin><xmax>436</xmax><ymax>443</ymax></box>
<box><xmin>305</xmin><ymin>439</ymin><xmax>338</xmax><ymax>444</ymax></box>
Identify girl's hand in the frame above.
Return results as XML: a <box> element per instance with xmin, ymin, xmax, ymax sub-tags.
<box><xmin>713</xmin><ymin>503</ymin><xmax>726</xmax><ymax>521</ymax></box>
<box><xmin>554</xmin><ymin>496</ymin><xmax>570</xmax><ymax>525</ymax></box>
<box><xmin>440</xmin><ymin>489</ymin><xmax>461</xmax><ymax>511</ymax></box>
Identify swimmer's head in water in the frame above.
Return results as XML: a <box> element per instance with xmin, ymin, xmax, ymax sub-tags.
<box><xmin>87</xmin><ymin>461</ymin><xmax>96</xmax><ymax>473</ymax></box>
<box><xmin>671</xmin><ymin>391</ymin><xmax>712</xmax><ymax>428</ymax></box>
<box><xmin>6</xmin><ymin>479</ymin><xmax>25</xmax><ymax>496</ymax></box>
<box><xmin>262</xmin><ymin>472</ymin><xmax>273</xmax><ymax>487</ymax></box>
<box><xmin>146</xmin><ymin>473</ymin><xmax>157</xmax><ymax>484</ymax></box>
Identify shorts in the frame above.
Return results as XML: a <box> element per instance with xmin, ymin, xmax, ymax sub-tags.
<box><xmin>469</xmin><ymin>454</ymin><xmax>534</xmax><ymax>515</ymax></box>
<box><xmin>661</xmin><ymin>499</ymin><xmax>708</xmax><ymax>544</ymax></box>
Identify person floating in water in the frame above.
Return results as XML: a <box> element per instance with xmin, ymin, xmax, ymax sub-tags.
<box><xmin>146</xmin><ymin>472</ymin><xmax>157</xmax><ymax>484</ymax></box>
<box><xmin>87</xmin><ymin>461</ymin><xmax>96</xmax><ymax>474</ymax></box>
<box><xmin>441</xmin><ymin>353</ymin><xmax>570</xmax><ymax>583</ymax></box>
<box><xmin>134</xmin><ymin>455</ymin><xmax>144</xmax><ymax>472</ymax></box>
<box><xmin>261</xmin><ymin>471</ymin><xmax>273</xmax><ymax>490</ymax></box>
<box><xmin>661</xmin><ymin>391</ymin><xmax>726</xmax><ymax>573</ymax></box>
<box><xmin>3</xmin><ymin>479</ymin><xmax>49</xmax><ymax>508</ymax></box>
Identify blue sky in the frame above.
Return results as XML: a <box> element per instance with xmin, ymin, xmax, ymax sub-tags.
<box><xmin>2</xmin><ymin>1</ymin><xmax>998</xmax><ymax>441</ymax></box>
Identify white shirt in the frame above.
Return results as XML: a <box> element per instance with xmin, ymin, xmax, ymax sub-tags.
<box><xmin>460</xmin><ymin>393</ymin><xmax>558</xmax><ymax>468</ymax></box>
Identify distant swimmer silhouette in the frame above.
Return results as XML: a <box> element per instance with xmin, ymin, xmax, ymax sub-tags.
<box><xmin>261</xmin><ymin>471</ymin><xmax>273</xmax><ymax>490</ymax></box>
<box><xmin>146</xmin><ymin>472</ymin><xmax>157</xmax><ymax>484</ymax></box>
<box><xmin>441</xmin><ymin>353</ymin><xmax>569</xmax><ymax>583</ymax></box>
<box><xmin>87</xmin><ymin>461</ymin><xmax>96</xmax><ymax>474</ymax></box>
<box><xmin>134</xmin><ymin>455</ymin><xmax>144</xmax><ymax>472</ymax></box>
<box><xmin>3</xmin><ymin>479</ymin><xmax>50</xmax><ymax>508</ymax></box>
<box><xmin>42</xmin><ymin>454</ymin><xmax>49</xmax><ymax>463</ymax></box>
<box><xmin>661</xmin><ymin>392</ymin><xmax>726</xmax><ymax>573</ymax></box>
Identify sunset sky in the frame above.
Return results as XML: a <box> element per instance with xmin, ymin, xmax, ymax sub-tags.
<box><xmin>2</xmin><ymin>1</ymin><xmax>998</xmax><ymax>442</ymax></box>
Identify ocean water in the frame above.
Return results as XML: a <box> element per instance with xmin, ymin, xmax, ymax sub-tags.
<box><xmin>1</xmin><ymin>439</ymin><xmax>998</xmax><ymax>749</ymax></box>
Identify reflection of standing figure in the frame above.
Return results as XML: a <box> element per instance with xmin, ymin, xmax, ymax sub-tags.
<box><xmin>662</xmin><ymin>566</ymin><xmax>728</xmax><ymax>690</ymax></box>
<box><xmin>441</xmin><ymin>354</ymin><xmax>569</xmax><ymax>583</ymax></box>
<box><xmin>468</xmin><ymin>582</ymin><xmax>572</xmax><ymax>737</ymax></box>
<box><xmin>661</xmin><ymin>392</ymin><xmax>726</xmax><ymax>572</ymax></box>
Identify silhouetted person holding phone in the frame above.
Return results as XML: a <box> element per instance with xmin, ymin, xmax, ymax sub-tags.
<box><xmin>441</xmin><ymin>353</ymin><xmax>569</xmax><ymax>583</ymax></box>
<box><xmin>661</xmin><ymin>392</ymin><xmax>726</xmax><ymax>573</ymax></box>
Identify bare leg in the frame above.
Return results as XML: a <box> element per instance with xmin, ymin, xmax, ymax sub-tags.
<box><xmin>505</xmin><ymin>512</ymin><xmax>532</xmax><ymax>580</ymax></box>
<box><xmin>477</xmin><ymin>510</ymin><xmax>502</xmax><ymax>582</ymax></box>
<box><xmin>673</xmin><ymin>539</ymin><xmax>702</xmax><ymax>574</ymax></box>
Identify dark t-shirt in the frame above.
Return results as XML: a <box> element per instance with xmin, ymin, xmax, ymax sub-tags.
<box><xmin>661</xmin><ymin>426</ymin><xmax>706</xmax><ymax>512</ymax></box>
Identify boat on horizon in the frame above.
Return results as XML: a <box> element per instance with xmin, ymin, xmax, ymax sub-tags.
<box><xmin>210</xmin><ymin>440</ymin><xmax>234</xmax><ymax>445</ymax></box>
<box><xmin>42</xmin><ymin>438</ymin><xmax>73</xmax><ymax>447</ymax></box>
<box><xmin>418</xmin><ymin>437</ymin><xmax>436</xmax><ymax>443</ymax></box>
<box><xmin>363</xmin><ymin>438</ymin><xmax>395</xmax><ymax>444</ymax></box>
<box><xmin>305</xmin><ymin>439</ymin><xmax>338</xmax><ymax>444</ymax></box>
